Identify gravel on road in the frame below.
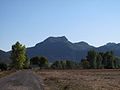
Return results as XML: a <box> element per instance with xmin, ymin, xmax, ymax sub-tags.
<box><xmin>0</xmin><ymin>70</ymin><xmax>44</xmax><ymax>90</ymax></box>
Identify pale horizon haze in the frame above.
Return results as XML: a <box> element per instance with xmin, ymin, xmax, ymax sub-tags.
<box><xmin>1</xmin><ymin>0</ymin><xmax>120</xmax><ymax>51</ymax></box>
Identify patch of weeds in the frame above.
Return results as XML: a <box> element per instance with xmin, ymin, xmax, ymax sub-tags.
<box><xmin>62</xmin><ymin>85</ymin><xmax>70</xmax><ymax>90</ymax></box>
<box><xmin>0</xmin><ymin>71</ymin><xmax>14</xmax><ymax>78</ymax></box>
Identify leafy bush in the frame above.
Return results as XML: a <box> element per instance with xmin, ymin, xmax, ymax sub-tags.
<box><xmin>0</xmin><ymin>63</ymin><xmax>7</xmax><ymax>71</ymax></box>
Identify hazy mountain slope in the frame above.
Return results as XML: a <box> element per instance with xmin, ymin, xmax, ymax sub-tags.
<box><xmin>97</xmin><ymin>43</ymin><xmax>120</xmax><ymax>56</ymax></box>
<box><xmin>27</xmin><ymin>36</ymin><xmax>95</xmax><ymax>62</ymax></box>
<box><xmin>0</xmin><ymin>50</ymin><xmax>10</xmax><ymax>64</ymax></box>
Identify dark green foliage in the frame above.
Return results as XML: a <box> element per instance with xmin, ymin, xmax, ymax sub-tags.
<box><xmin>82</xmin><ymin>50</ymin><xmax>120</xmax><ymax>69</ymax></box>
<box><xmin>66</xmin><ymin>60</ymin><xmax>76</xmax><ymax>69</ymax></box>
<box><xmin>39</xmin><ymin>56</ymin><xmax>48</xmax><ymax>69</ymax></box>
<box><xmin>30</xmin><ymin>56</ymin><xmax>48</xmax><ymax>69</ymax></box>
<box><xmin>96</xmin><ymin>53</ymin><xmax>103</xmax><ymax>69</ymax></box>
<box><xmin>30</xmin><ymin>56</ymin><xmax>40</xmax><ymax>65</ymax></box>
<box><xmin>66</xmin><ymin>60</ymin><xmax>72</xmax><ymax>69</ymax></box>
<box><xmin>51</xmin><ymin>60</ymin><xmax>79</xmax><ymax>69</ymax></box>
<box><xmin>81</xmin><ymin>59</ymin><xmax>90</xmax><ymax>69</ymax></box>
<box><xmin>10</xmin><ymin>42</ymin><xmax>27</xmax><ymax>69</ymax></box>
<box><xmin>102</xmin><ymin>51</ymin><xmax>115</xmax><ymax>69</ymax></box>
<box><xmin>0</xmin><ymin>63</ymin><xmax>7</xmax><ymax>71</ymax></box>
<box><xmin>87</xmin><ymin>50</ymin><xmax>97</xmax><ymax>69</ymax></box>
<box><xmin>51</xmin><ymin>61</ymin><xmax>62</xmax><ymax>69</ymax></box>
<box><xmin>114</xmin><ymin>57</ymin><xmax>120</xmax><ymax>68</ymax></box>
<box><xmin>60</xmin><ymin>61</ymin><xmax>66</xmax><ymax>69</ymax></box>
<box><xmin>23</xmin><ymin>55</ymin><xmax>30</xmax><ymax>69</ymax></box>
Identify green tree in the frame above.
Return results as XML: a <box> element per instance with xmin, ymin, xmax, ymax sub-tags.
<box><xmin>39</xmin><ymin>56</ymin><xmax>48</xmax><ymax>69</ymax></box>
<box><xmin>10</xmin><ymin>42</ymin><xmax>26</xmax><ymax>69</ymax></box>
<box><xmin>96</xmin><ymin>53</ymin><xmax>103</xmax><ymax>69</ymax></box>
<box><xmin>51</xmin><ymin>60</ymin><xmax>79</xmax><ymax>69</ymax></box>
<box><xmin>60</xmin><ymin>61</ymin><xmax>66</xmax><ymax>69</ymax></box>
<box><xmin>66</xmin><ymin>60</ymin><xmax>74</xmax><ymax>69</ymax></box>
<box><xmin>24</xmin><ymin>55</ymin><xmax>30</xmax><ymax>69</ymax></box>
<box><xmin>114</xmin><ymin>57</ymin><xmax>120</xmax><ymax>68</ymax></box>
<box><xmin>87</xmin><ymin>50</ymin><xmax>97</xmax><ymax>69</ymax></box>
<box><xmin>51</xmin><ymin>61</ymin><xmax>62</xmax><ymax>69</ymax></box>
<box><xmin>30</xmin><ymin>56</ymin><xmax>48</xmax><ymax>69</ymax></box>
<box><xmin>30</xmin><ymin>56</ymin><xmax>40</xmax><ymax>65</ymax></box>
<box><xmin>83</xmin><ymin>50</ymin><xmax>120</xmax><ymax>69</ymax></box>
<box><xmin>81</xmin><ymin>59</ymin><xmax>90</xmax><ymax>69</ymax></box>
<box><xmin>0</xmin><ymin>63</ymin><xmax>7</xmax><ymax>71</ymax></box>
<box><xmin>103</xmin><ymin>51</ymin><xmax>115</xmax><ymax>69</ymax></box>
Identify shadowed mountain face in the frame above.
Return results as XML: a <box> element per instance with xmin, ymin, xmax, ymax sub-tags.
<box><xmin>0</xmin><ymin>50</ymin><xmax>10</xmax><ymax>64</ymax></box>
<box><xmin>1</xmin><ymin>36</ymin><xmax>120</xmax><ymax>63</ymax></box>
<box><xmin>27</xmin><ymin>36</ymin><xmax>95</xmax><ymax>62</ymax></box>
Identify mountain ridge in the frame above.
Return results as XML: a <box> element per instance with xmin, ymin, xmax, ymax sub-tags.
<box><xmin>0</xmin><ymin>36</ymin><xmax>120</xmax><ymax>63</ymax></box>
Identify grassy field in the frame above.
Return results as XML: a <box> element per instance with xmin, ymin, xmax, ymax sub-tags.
<box><xmin>36</xmin><ymin>69</ymin><xmax>120</xmax><ymax>90</ymax></box>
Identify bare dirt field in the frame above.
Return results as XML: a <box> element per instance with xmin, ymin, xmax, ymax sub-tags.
<box><xmin>36</xmin><ymin>69</ymin><xmax>120</xmax><ymax>90</ymax></box>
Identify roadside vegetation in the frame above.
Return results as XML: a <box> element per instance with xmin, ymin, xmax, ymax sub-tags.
<box><xmin>0</xmin><ymin>70</ymin><xmax>15</xmax><ymax>78</ymax></box>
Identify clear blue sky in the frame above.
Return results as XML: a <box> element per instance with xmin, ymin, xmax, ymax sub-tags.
<box><xmin>1</xmin><ymin>0</ymin><xmax>120</xmax><ymax>51</ymax></box>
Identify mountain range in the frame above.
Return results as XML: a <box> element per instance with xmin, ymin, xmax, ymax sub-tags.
<box><xmin>0</xmin><ymin>36</ymin><xmax>120</xmax><ymax>63</ymax></box>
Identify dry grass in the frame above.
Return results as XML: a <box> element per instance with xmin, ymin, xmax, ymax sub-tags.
<box><xmin>36</xmin><ymin>69</ymin><xmax>120</xmax><ymax>90</ymax></box>
<box><xmin>0</xmin><ymin>70</ymin><xmax>15</xmax><ymax>78</ymax></box>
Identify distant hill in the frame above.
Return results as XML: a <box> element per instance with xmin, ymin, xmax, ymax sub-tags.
<box><xmin>0</xmin><ymin>50</ymin><xmax>10</xmax><ymax>64</ymax></box>
<box><xmin>27</xmin><ymin>36</ymin><xmax>95</xmax><ymax>62</ymax></box>
<box><xmin>0</xmin><ymin>36</ymin><xmax>120</xmax><ymax>63</ymax></box>
<box><xmin>97</xmin><ymin>43</ymin><xmax>120</xmax><ymax>56</ymax></box>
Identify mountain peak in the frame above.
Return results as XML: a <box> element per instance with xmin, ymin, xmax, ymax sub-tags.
<box><xmin>106</xmin><ymin>42</ymin><xmax>116</xmax><ymax>46</ymax></box>
<box><xmin>35</xmin><ymin>36</ymin><xmax>69</xmax><ymax>47</ymax></box>
<box><xmin>44</xmin><ymin>36</ymin><xmax>68</xmax><ymax>43</ymax></box>
<box><xmin>75</xmin><ymin>41</ymin><xmax>89</xmax><ymax>45</ymax></box>
<box><xmin>74</xmin><ymin>41</ymin><xmax>94</xmax><ymax>50</ymax></box>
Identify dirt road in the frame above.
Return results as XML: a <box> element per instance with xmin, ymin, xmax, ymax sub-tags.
<box><xmin>0</xmin><ymin>70</ymin><xmax>44</xmax><ymax>90</ymax></box>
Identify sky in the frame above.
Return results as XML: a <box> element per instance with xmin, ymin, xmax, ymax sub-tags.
<box><xmin>1</xmin><ymin>0</ymin><xmax>120</xmax><ymax>51</ymax></box>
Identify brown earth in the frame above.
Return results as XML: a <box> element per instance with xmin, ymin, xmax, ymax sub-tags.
<box><xmin>36</xmin><ymin>69</ymin><xmax>120</xmax><ymax>90</ymax></box>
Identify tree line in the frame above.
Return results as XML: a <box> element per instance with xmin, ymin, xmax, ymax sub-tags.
<box><xmin>81</xmin><ymin>50</ymin><xmax>120</xmax><ymax>69</ymax></box>
<box><xmin>0</xmin><ymin>42</ymin><xmax>120</xmax><ymax>71</ymax></box>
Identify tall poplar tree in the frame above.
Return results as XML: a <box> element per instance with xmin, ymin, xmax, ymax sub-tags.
<box><xmin>10</xmin><ymin>42</ymin><xmax>26</xmax><ymax>69</ymax></box>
